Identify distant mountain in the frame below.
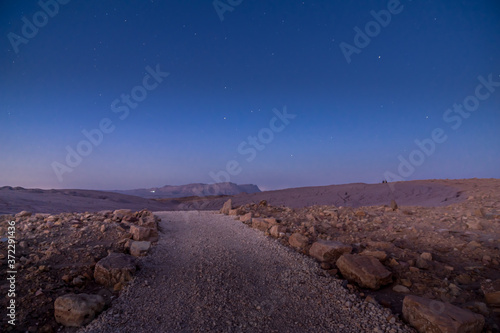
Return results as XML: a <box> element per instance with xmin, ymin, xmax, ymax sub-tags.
<box><xmin>112</xmin><ymin>182</ymin><xmax>261</xmax><ymax>199</ymax></box>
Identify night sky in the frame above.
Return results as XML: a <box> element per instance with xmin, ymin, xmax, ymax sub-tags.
<box><xmin>1</xmin><ymin>0</ymin><xmax>499</xmax><ymax>191</ymax></box>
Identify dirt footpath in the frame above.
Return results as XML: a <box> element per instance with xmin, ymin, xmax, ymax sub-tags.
<box><xmin>79</xmin><ymin>211</ymin><xmax>414</xmax><ymax>333</ymax></box>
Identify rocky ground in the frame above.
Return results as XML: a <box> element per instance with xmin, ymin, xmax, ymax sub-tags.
<box><xmin>0</xmin><ymin>209</ymin><xmax>160</xmax><ymax>332</ymax></box>
<box><xmin>220</xmin><ymin>178</ymin><xmax>500</xmax><ymax>332</ymax></box>
<box><xmin>0</xmin><ymin>178</ymin><xmax>498</xmax><ymax>332</ymax></box>
<box><xmin>79</xmin><ymin>211</ymin><xmax>415</xmax><ymax>333</ymax></box>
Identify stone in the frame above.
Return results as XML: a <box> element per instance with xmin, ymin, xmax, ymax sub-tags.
<box><xmin>402</xmin><ymin>295</ymin><xmax>484</xmax><ymax>333</ymax></box>
<box><xmin>130</xmin><ymin>224</ymin><xmax>158</xmax><ymax>242</ymax></box>
<box><xmin>309</xmin><ymin>240</ymin><xmax>352</xmax><ymax>263</ymax></box>
<box><xmin>251</xmin><ymin>218</ymin><xmax>269</xmax><ymax>232</ymax></box>
<box><xmin>467</xmin><ymin>241</ymin><xmax>481</xmax><ymax>248</ymax></box>
<box><xmin>239</xmin><ymin>212</ymin><xmax>252</xmax><ymax>223</ymax></box>
<box><xmin>220</xmin><ymin>199</ymin><xmax>232</xmax><ymax>215</ymax></box>
<box><xmin>288</xmin><ymin>233</ymin><xmax>309</xmax><ymax>250</ymax></box>
<box><xmin>113</xmin><ymin>209</ymin><xmax>132</xmax><ymax>219</ymax></box>
<box><xmin>129</xmin><ymin>241</ymin><xmax>151</xmax><ymax>257</ymax></box>
<box><xmin>16</xmin><ymin>210</ymin><xmax>32</xmax><ymax>218</ymax></box>
<box><xmin>71</xmin><ymin>277</ymin><xmax>84</xmax><ymax>287</ymax></box>
<box><xmin>360</xmin><ymin>250</ymin><xmax>387</xmax><ymax>261</ymax></box>
<box><xmin>401</xmin><ymin>279</ymin><xmax>413</xmax><ymax>288</ymax></box>
<box><xmin>228</xmin><ymin>208</ymin><xmax>239</xmax><ymax>216</ymax></box>
<box><xmin>336</xmin><ymin>254</ymin><xmax>392</xmax><ymax>290</ymax></box>
<box><xmin>416</xmin><ymin>257</ymin><xmax>430</xmax><ymax>270</ymax></box>
<box><xmin>355</xmin><ymin>210</ymin><xmax>366</xmax><ymax>217</ymax></box>
<box><xmin>481</xmin><ymin>279</ymin><xmax>500</xmax><ymax>307</ymax></box>
<box><xmin>393</xmin><ymin>285</ymin><xmax>410</xmax><ymax>293</ymax></box>
<box><xmin>466</xmin><ymin>219</ymin><xmax>483</xmax><ymax>230</ymax></box>
<box><xmin>473</xmin><ymin>208</ymin><xmax>485</xmax><ymax>218</ymax></box>
<box><xmin>94</xmin><ymin>253</ymin><xmax>137</xmax><ymax>287</ymax></box>
<box><xmin>263</xmin><ymin>217</ymin><xmax>278</xmax><ymax>225</ymax></box>
<box><xmin>391</xmin><ymin>200</ymin><xmax>398</xmax><ymax>211</ymax></box>
<box><xmin>138</xmin><ymin>215</ymin><xmax>157</xmax><ymax>228</ymax></box>
<box><xmin>54</xmin><ymin>293</ymin><xmax>105</xmax><ymax>327</ymax></box>
<box><xmin>269</xmin><ymin>225</ymin><xmax>286</xmax><ymax>238</ymax></box>
<box><xmin>420</xmin><ymin>252</ymin><xmax>433</xmax><ymax>261</ymax></box>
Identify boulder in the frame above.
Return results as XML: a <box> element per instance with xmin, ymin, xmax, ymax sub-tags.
<box><xmin>391</xmin><ymin>200</ymin><xmax>398</xmax><ymax>211</ymax></box>
<box><xmin>481</xmin><ymin>279</ymin><xmax>500</xmax><ymax>307</ymax></box>
<box><xmin>113</xmin><ymin>209</ymin><xmax>132</xmax><ymax>219</ymax></box>
<box><xmin>54</xmin><ymin>293</ymin><xmax>105</xmax><ymax>327</ymax></box>
<box><xmin>264</xmin><ymin>217</ymin><xmax>279</xmax><ymax>225</ymax></box>
<box><xmin>239</xmin><ymin>212</ymin><xmax>252</xmax><ymax>223</ymax></box>
<box><xmin>16</xmin><ymin>210</ymin><xmax>32</xmax><ymax>218</ymax></box>
<box><xmin>402</xmin><ymin>295</ymin><xmax>485</xmax><ymax>333</ymax></box>
<box><xmin>129</xmin><ymin>241</ymin><xmax>151</xmax><ymax>257</ymax></box>
<box><xmin>336</xmin><ymin>254</ymin><xmax>392</xmax><ymax>290</ymax></box>
<box><xmin>269</xmin><ymin>225</ymin><xmax>286</xmax><ymax>238</ymax></box>
<box><xmin>220</xmin><ymin>199</ymin><xmax>232</xmax><ymax>215</ymax></box>
<box><xmin>393</xmin><ymin>285</ymin><xmax>410</xmax><ymax>293</ymax></box>
<box><xmin>288</xmin><ymin>233</ymin><xmax>309</xmax><ymax>250</ymax></box>
<box><xmin>130</xmin><ymin>224</ymin><xmax>158</xmax><ymax>242</ymax></box>
<box><xmin>360</xmin><ymin>250</ymin><xmax>387</xmax><ymax>261</ymax></box>
<box><xmin>309</xmin><ymin>240</ymin><xmax>352</xmax><ymax>263</ymax></box>
<box><xmin>251</xmin><ymin>218</ymin><xmax>269</xmax><ymax>232</ymax></box>
<box><xmin>138</xmin><ymin>215</ymin><xmax>157</xmax><ymax>228</ymax></box>
<box><xmin>94</xmin><ymin>253</ymin><xmax>137</xmax><ymax>287</ymax></box>
<box><xmin>420</xmin><ymin>252</ymin><xmax>433</xmax><ymax>261</ymax></box>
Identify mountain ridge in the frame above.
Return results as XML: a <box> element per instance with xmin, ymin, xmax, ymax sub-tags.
<box><xmin>111</xmin><ymin>182</ymin><xmax>261</xmax><ymax>199</ymax></box>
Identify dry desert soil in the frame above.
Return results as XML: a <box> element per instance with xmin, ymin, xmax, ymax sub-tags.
<box><xmin>0</xmin><ymin>178</ymin><xmax>499</xmax><ymax>332</ymax></box>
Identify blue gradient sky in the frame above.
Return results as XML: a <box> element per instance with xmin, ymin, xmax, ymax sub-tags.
<box><xmin>1</xmin><ymin>0</ymin><xmax>499</xmax><ymax>190</ymax></box>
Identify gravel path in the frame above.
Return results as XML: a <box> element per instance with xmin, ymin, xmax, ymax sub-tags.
<box><xmin>79</xmin><ymin>211</ymin><xmax>415</xmax><ymax>333</ymax></box>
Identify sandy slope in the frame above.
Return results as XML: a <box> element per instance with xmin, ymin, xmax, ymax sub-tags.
<box><xmin>174</xmin><ymin>179</ymin><xmax>468</xmax><ymax>210</ymax></box>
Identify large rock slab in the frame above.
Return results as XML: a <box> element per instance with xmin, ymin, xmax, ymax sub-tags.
<box><xmin>288</xmin><ymin>233</ymin><xmax>309</xmax><ymax>250</ymax></box>
<box><xmin>113</xmin><ymin>209</ymin><xmax>132</xmax><ymax>219</ymax></box>
<box><xmin>138</xmin><ymin>215</ymin><xmax>157</xmax><ymax>228</ymax></box>
<box><xmin>94</xmin><ymin>253</ymin><xmax>137</xmax><ymax>287</ymax></box>
<box><xmin>336</xmin><ymin>254</ymin><xmax>392</xmax><ymax>290</ymax></box>
<box><xmin>130</xmin><ymin>240</ymin><xmax>151</xmax><ymax>257</ymax></box>
<box><xmin>54</xmin><ymin>293</ymin><xmax>105</xmax><ymax>327</ymax></box>
<box><xmin>251</xmin><ymin>218</ymin><xmax>270</xmax><ymax>232</ymax></box>
<box><xmin>309</xmin><ymin>240</ymin><xmax>352</xmax><ymax>263</ymax></box>
<box><xmin>220</xmin><ymin>199</ymin><xmax>232</xmax><ymax>215</ymax></box>
<box><xmin>402</xmin><ymin>295</ymin><xmax>485</xmax><ymax>333</ymax></box>
<box><xmin>130</xmin><ymin>224</ymin><xmax>158</xmax><ymax>242</ymax></box>
<box><xmin>239</xmin><ymin>212</ymin><xmax>252</xmax><ymax>223</ymax></box>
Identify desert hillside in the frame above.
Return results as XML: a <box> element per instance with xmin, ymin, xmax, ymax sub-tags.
<box><xmin>170</xmin><ymin>179</ymin><xmax>472</xmax><ymax>211</ymax></box>
<box><xmin>112</xmin><ymin>182</ymin><xmax>261</xmax><ymax>199</ymax></box>
<box><xmin>0</xmin><ymin>187</ymin><xmax>174</xmax><ymax>215</ymax></box>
